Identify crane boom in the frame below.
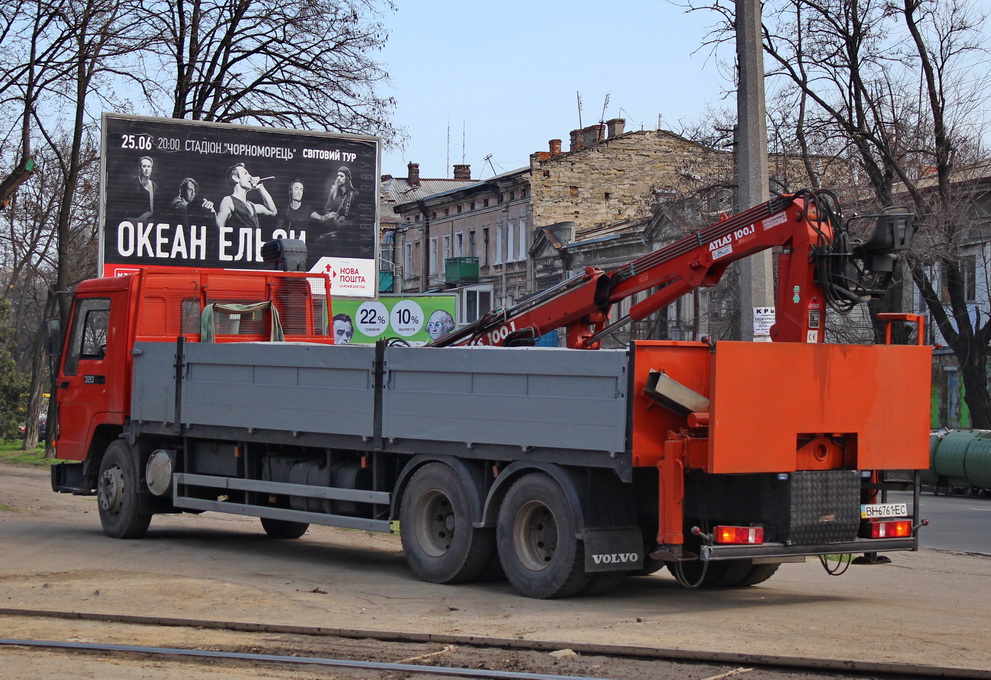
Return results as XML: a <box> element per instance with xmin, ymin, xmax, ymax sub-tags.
<box><xmin>432</xmin><ymin>189</ymin><xmax>912</xmax><ymax>348</ymax></box>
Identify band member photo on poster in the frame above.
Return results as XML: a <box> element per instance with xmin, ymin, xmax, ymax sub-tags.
<box><xmin>216</xmin><ymin>162</ymin><xmax>277</xmax><ymax>229</ymax></box>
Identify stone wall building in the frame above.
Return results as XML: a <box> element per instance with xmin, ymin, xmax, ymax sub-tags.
<box><xmin>389</xmin><ymin>120</ymin><xmax>839</xmax><ymax>342</ymax></box>
<box><xmin>391</xmin><ymin>121</ymin><xmax>741</xmax><ymax>329</ymax></box>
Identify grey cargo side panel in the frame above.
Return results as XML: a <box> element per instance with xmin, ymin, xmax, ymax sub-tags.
<box><xmin>131</xmin><ymin>342</ymin><xmax>630</xmax><ymax>455</ymax></box>
<box><xmin>133</xmin><ymin>342</ymin><xmax>377</xmax><ymax>437</ymax></box>
<box><xmin>382</xmin><ymin>346</ymin><xmax>629</xmax><ymax>454</ymax></box>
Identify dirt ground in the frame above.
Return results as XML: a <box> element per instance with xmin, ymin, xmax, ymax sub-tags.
<box><xmin>2</xmin><ymin>461</ymin><xmax>990</xmax><ymax>678</ymax></box>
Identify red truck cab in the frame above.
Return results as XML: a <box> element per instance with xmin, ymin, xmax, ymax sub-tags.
<box><xmin>51</xmin><ymin>268</ymin><xmax>332</xmax><ymax>481</ymax></box>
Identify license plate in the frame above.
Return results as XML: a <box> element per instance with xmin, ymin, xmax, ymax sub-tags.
<box><xmin>861</xmin><ymin>502</ymin><xmax>909</xmax><ymax>519</ymax></box>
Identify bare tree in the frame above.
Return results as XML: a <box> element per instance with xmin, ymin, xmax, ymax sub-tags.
<box><xmin>137</xmin><ymin>0</ymin><xmax>401</xmax><ymax>143</ymax></box>
<box><xmin>0</xmin><ymin>0</ymin><xmax>150</xmax><ymax>450</ymax></box>
<box><xmin>681</xmin><ymin>0</ymin><xmax>991</xmax><ymax>425</ymax></box>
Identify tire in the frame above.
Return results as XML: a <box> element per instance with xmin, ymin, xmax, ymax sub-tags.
<box><xmin>630</xmin><ymin>556</ymin><xmax>665</xmax><ymax>577</ymax></box>
<box><xmin>668</xmin><ymin>559</ymin><xmax>777</xmax><ymax>588</ymax></box>
<box><xmin>400</xmin><ymin>463</ymin><xmax>495</xmax><ymax>584</ymax></box>
<box><xmin>260</xmin><ymin>517</ymin><xmax>309</xmax><ymax>539</ymax></box>
<box><xmin>735</xmin><ymin>562</ymin><xmax>781</xmax><ymax>587</ymax></box>
<box><xmin>97</xmin><ymin>440</ymin><xmax>152</xmax><ymax>539</ymax></box>
<box><xmin>582</xmin><ymin>571</ymin><xmax>626</xmax><ymax>596</ymax></box>
<box><xmin>497</xmin><ymin>473</ymin><xmax>591</xmax><ymax>599</ymax></box>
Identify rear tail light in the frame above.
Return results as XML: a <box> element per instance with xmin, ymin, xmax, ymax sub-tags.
<box><xmin>713</xmin><ymin>525</ymin><xmax>765</xmax><ymax>545</ymax></box>
<box><xmin>868</xmin><ymin>520</ymin><xmax>912</xmax><ymax>538</ymax></box>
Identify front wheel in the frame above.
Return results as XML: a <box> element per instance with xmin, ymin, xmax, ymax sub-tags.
<box><xmin>497</xmin><ymin>473</ymin><xmax>590</xmax><ymax>599</ymax></box>
<box><xmin>400</xmin><ymin>463</ymin><xmax>495</xmax><ymax>584</ymax></box>
<box><xmin>97</xmin><ymin>440</ymin><xmax>152</xmax><ymax>539</ymax></box>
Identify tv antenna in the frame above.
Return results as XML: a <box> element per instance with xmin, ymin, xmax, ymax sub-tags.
<box><xmin>600</xmin><ymin>93</ymin><xmax>610</xmax><ymax>123</ymax></box>
<box><xmin>483</xmin><ymin>153</ymin><xmax>497</xmax><ymax>177</ymax></box>
<box><xmin>576</xmin><ymin>91</ymin><xmax>583</xmax><ymax>128</ymax></box>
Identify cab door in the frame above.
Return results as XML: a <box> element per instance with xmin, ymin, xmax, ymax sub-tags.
<box><xmin>56</xmin><ymin>296</ymin><xmax>119</xmax><ymax>460</ymax></box>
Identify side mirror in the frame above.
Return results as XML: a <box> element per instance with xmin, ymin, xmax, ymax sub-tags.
<box><xmin>43</xmin><ymin>319</ymin><xmax>62</xmax><ymax>357</ymax></box>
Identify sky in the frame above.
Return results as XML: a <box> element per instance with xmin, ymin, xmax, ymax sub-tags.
<box><xmin>377</xmin><ymin>0</ymin><xmax>734</xmax><ymax>180</ymax></box>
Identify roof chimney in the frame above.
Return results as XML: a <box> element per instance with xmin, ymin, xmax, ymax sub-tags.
<box><xmin>582</xmin><ymin>124</ymin><xmax>605</xmax><ymax>147</ymax></box>
<box><xmin>606</xmin><ymin>118</ymin><xmax>626</xmax><ymax>138</ymax></box>
<box><xmin>407</xmin><ymin>162</ymin><xmax>421</xmax><ymax>187</ymax></box>
<box><xmin>569</xmin><ymin>129</ymin><xmax>584</xmax><ymax>152</ymax></box>
<box><xmin>453</xmin><ymin>164</ymin><xmax>471</xmax><ymax>180</ymax></box>
<box><xmin>549</xmin><ymin>139</ymin><xmax>562</xmax><ymax>156</ymax></box>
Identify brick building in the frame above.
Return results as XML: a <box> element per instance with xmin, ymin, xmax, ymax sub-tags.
<box><xmin>389</xmin><ymin>120</ymin><xmax>743</xmax><ymax>329</ymax></box>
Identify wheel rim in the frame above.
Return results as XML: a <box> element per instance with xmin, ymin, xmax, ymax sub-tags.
<box><xmin>99</xmin><ymin>464</ymin><xmax>124</xmax><ymax>515</ymax></box>
<box><xmin>513</xmin><ymin>500</ymin><xmax>558</xmax><ymax>572</ymax></box>
<box><xmin>413</xmin><ymin>488</ymin><xmax>456</xmax><ymax>557</ymax></box>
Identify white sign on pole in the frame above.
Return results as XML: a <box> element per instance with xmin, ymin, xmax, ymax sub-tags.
<box><xmin>753</xmin><ymin>306</ymin><xmax>775</xmax><ymax>342</ymax></box>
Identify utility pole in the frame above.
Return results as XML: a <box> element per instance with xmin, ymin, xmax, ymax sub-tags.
<box><xmin>736</xmin><ymin>0</ymin><xmax>773</xmax><ymax>341</ymax></box>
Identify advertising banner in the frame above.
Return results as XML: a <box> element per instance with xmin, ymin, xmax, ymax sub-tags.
<box><xmin>100</xmin><ymin>114</ymin><xmax>379</xmax><ymax>297</ymax></box>
<box><xmin>331</xmin><ymin>295</ymin><xmax>457</xmax><ymax>346</ymax></box>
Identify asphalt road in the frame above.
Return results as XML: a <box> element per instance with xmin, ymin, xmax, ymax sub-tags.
<box><xmin>892</xmin><ymin>489</ymin><xmax>991</xmax><ymax>554</ymax></box>
<box><xmin>2</xmin><ymin>462</ymin><xmax>991</xmax><ymax>675</ymax></box>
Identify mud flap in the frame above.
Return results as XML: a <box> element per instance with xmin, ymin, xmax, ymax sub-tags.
<box><xmin>583</xmin><ymin>527</ymin><xmax>644</xmax><ymax>572</ymax></box>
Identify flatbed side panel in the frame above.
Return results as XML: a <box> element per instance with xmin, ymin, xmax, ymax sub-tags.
<box><xmin>709</xmin><ymin>341</ymin><xmax>932</xmax><ymax>473</ymax></box>
<box><xmin>382</xmin><ymin>346</ymin><xmax>630</xmax><ymax>455</ymax></box>
<box><xmin>133</xmin><ymin>341</ymin><xmax>377</xmax><ymax>438</ymax></box>
<box><xmin>131</xmin><ymin>342</ymin><xmax>179</xmax><ymax>425</ymax></box>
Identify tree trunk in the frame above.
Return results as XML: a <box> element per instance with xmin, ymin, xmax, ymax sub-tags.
<box><xmin>958</xmin><ymin>339</ymin><xmax>991</xmax><ymax>429</ymax></box>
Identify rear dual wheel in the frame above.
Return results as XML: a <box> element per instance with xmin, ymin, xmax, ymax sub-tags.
<box><xmin>497</xmin><ymin>473</ymin><xmax>592</xmax><ymax>599</ymax></box>
<box><xmin>668</xmin><ymin>559</ymin><xmax>780</xmax><ymax>587</ymax></box>
<box><xmin>400</xmin><ymin>463</ymin><xmax>496</xmax><ymax>584</ymax></box>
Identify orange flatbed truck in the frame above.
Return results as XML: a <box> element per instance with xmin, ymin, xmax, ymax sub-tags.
<box><xmin>49</xmin><ymin>191</ymin><xmax>932</xmax><ymax>598</ymax></box>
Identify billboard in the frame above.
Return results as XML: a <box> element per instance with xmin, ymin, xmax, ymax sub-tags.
<box><xmin>331</xmin><ymin>295</ymin><xmax>457</xmax><ymax>346</ymax></box>
<box><xmin>100</xmin><ymin>114</ymin><xmax>379</xmax><ymax>297</ymax></box>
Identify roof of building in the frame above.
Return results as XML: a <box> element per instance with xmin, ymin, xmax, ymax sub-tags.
<box><xmin>389</xmin><ymin>166</ymin><xmax>530</xmax><ymax>213</ymax></box>
<box><xmin>380</xmin><ymin>175</ymin><xmax>477</xmax><ymax>205</ymax></box>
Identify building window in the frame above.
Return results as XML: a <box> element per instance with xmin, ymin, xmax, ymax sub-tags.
<box><xmin>430</xmin><ymin>237</ymin><xmax>438</xmax><ymax>276</ymax></box>
<box><xmin>444</xmin><ymin>208</ymin><xmax>449</xmax><ymax>217</ymax></box>
<box><xmin>404</xmin><ymin>242</ymin><xmax>413</xmax><ymax>276</ymax></box>
<box><xmin>542</xmin><ymin>170</ymin><xmax>550</xmax><ymax>178</ymax></box>
<box><xmin>941</xmin><ymin>256</ymin><xmax>978</xmax><ymax>303</ymax></box>
<box><xmin>470</xmin><ymin>201</ymin><xmax>476</xmax><ymax>210</ymax></box>
<box><xmin>517</xmin><ymin>220</ymin><xmax>527</xmax><ymax>261</ymax></box>
<box><xmin>457</xmin><ymin>205</ymin><xmax>463</xmax><ymax>214</ymax></box>
<box><xmin>964</xmin><ymin>255</ymin><xmax>977</xmax><ymax>302</ymax></box>
<box><xmin>469</xmin><ymin>230</ymin><xmax>477</xmax><ymax>257</ymax></box>
<box><xmin>506</xmin><ymin>222</ymin><xmax>514</xmax><ymax>264</ymax></box>
<box><xmin>482</xmin><ymin>228</ymin><xmax>489</xmax><ymax>266</ymax></box>
<box><xmin>464</xmin><ymin>288</ymin><xmax>493</xmax><ymax>324</ymax></box>
<box><xmin>604</xmin><ymin>192</ymin><xmax>611</xmax><ymax>200</ymax></box>
<box><xmin>442</xmin><ymin>234</ymin><xmax>452</xmax><ymax>264</ymax></box>
<box><xmin>483</xmin><ymin>198</ymin><xmax>490</xmax><ymax>208</ymax></box>
<box><xmin>455</xmin><ymin>232</ymin><xmax>464</xmax><ymax>257</ymax></box>
<box><xmin>431</xmin><ymin>211</ymin><xmax>437</xmax><ymax>220</ymax></box>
